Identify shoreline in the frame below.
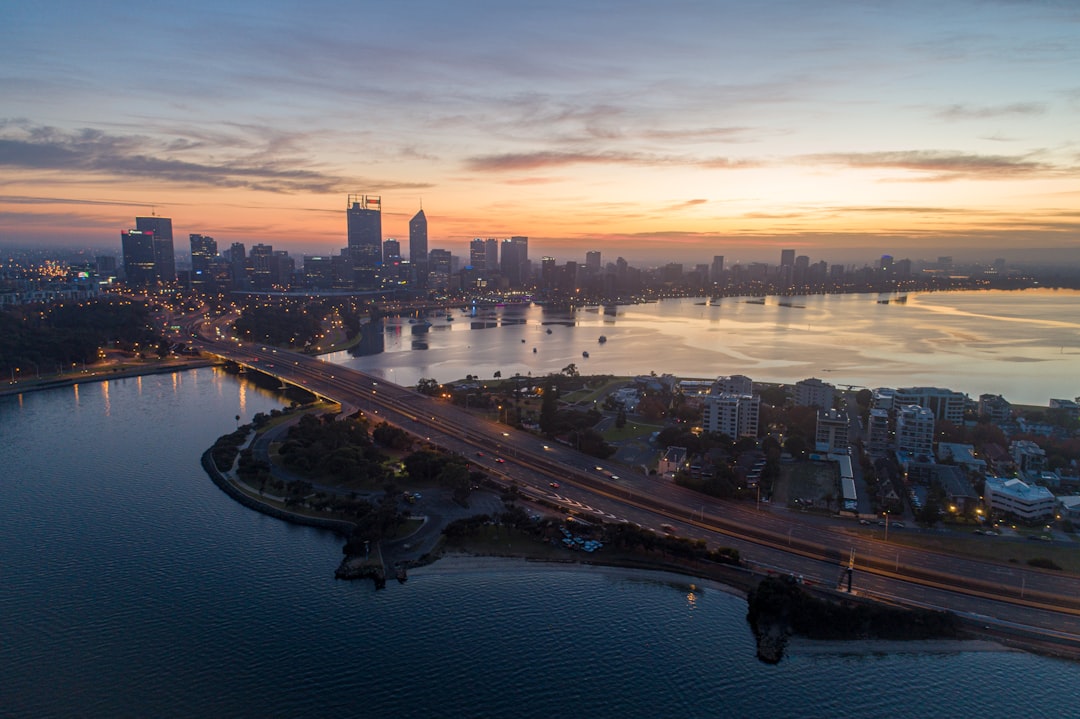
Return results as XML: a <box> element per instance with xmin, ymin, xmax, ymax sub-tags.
<box><xmin>0</xmin><ymin>358</ymin><xmax>217</xmax><ymax>398</ymax></box>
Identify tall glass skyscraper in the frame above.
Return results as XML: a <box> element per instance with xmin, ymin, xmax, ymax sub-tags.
<box><xmin>136</xmin><ymin>215</ymin><xmax>175</xmax><ymax>282</ymax></box>
<box><xmin>347</xmin><ymin>195</ymin><xmax>382</xmax><ymax>288</ymax></box>
<box><xmin>409</xmin><ymin>208</ymin><xmax>428</xmax><ymax>287</ymax></box>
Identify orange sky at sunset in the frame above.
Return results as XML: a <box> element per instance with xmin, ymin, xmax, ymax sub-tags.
<box><xmin>2</xmin><ymin>1</ymin><xmax>1079</xmax><ymax>265</ymax></box>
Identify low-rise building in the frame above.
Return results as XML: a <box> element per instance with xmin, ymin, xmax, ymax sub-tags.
<box><xmin>984</xmin><ymin>477</ymin><xmax>1056</xmax><ymax>521</ymax></box>
<box><xmin>658</xmin><ymin>446</ymin><xmax>689</xmax><ymax>480</ymax></box>
<box><xmin>1010</xmin><ymin>440</ymin><xmax>1046</xmax><ymax>478</ymax></box>
<box><xmin>937</xmin><ymin>443</ymin><xmax>987</xmax><ymax>475</ymax></box>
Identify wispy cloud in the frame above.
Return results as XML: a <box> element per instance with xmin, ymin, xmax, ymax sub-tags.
<box><xmin>465</xmin><ymin>149</ymin><xmax>761</xmax><ymax>172</ymax></box>
<box><xmin>800</xmin><ymin>149</ymin><xmax>1067</xmax><ymax>181</ymax></box>
<box><xmin>0</xmin><ymin>122</ymin><xmax>431</xmax><ymax>194</ymax></box>
<box><xmin>935</xmin><ymin>102</ymin><xmax>1046</xmax><ymax>120</ymax></box>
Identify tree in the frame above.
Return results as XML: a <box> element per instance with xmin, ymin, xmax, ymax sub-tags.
<box><xmin>561</xmin><ymin>363</ymin><xmax>579</xmax><ymax>378</ymax></box>
<box><xmin>539</xmin><ymin>381</ymin><xmax>559</xmax><ymax>434</ymax></box>
<box><xmin>416</xmin><ymin>377</ymin><xmax>441</xmax><ymax>396</ymax></box>
<box><xmin>493</xmin><ymin>370</ymin><xmax>502</xmax><ymax>379</ymax></box>
<box><xmin>615</xmin><ymin>407</ymin><xmax>627</xmax><ymax>429</ymax></box>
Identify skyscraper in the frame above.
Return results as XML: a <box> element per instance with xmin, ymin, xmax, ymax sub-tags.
<box><xmin>136</xmin><ymin>215</ymin><xmax>175</xmax><ymax>282</ymax></box>
<box><xmin>409</xmin><ymin>208</ymin><xmax>428</xmax><ymax>287</ymax></box>
<box><xmin>121</xmin><ymin>229</ymin><xmax>158</xmax><ymax>286</ymax></box>
<box><xmin>347</xmin><ymin>195</ymin><xmax>382</xmax><ymax>288</ymax></box>
<box><xmin>500</xmin><ymin>236</ymin><xmax>529</xmax><ymax>287</ymax></box>
<box><xmin>189</xmin><ymin>234</ymin><xmax>216</xmax><ymax>291</ymax></box>
<box><xmin>585</xmin><ymin>251</ymin><xmax>601</xmax><ymax>273</ymax></box>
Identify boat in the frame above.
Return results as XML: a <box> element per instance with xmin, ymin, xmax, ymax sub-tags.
<box><xmin>532</xmin><ymin>347</ymin><xmax>537</xmax><ymax>353</ymax></box>
<box><xmin>582</xmin><ymin>351</ymin><xmax>589</xmax><ymax>358</ymax></box>
<box><xmin>598</xmin><ymin>335</ymin><xmax>607</xmax><ymax>343</ymax></box>
<box><xmin>546</xmin><ymin>328</ymin><xmax>552</xmax><ymax>334</ymax></box>
<box><xmin>521</xmin><ymin>338</ymin><xmax>526</xmax><ymax>343</ymax></box>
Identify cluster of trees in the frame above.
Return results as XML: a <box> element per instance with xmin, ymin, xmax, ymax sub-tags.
<box><xmin>602</xmin><ymin>522</ymin><xmax>740</xmax><ymax>564</ymax></box>
<box><xmin>0</xmin><ymin>298</ymin><xmax>161</xmax><ymax>374</ymax></box>
<box><xmin>232</xmin><ymin>303</ymin><xmax>323</xmax><ymax>347</ymax></box>
<box><xmin>278</xmin><ymin>414</ymin><xmax>390</xmax><ymax>483</ymax></box>
<box><xmin>402</xmin><ymin>450</ymin><xmax>483</xmax><ymax>504</ymax></box>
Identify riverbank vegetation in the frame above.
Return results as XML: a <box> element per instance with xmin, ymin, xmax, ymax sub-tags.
<box><xmin>1</xmin><ymin>297</ymin><xmax>165</xmax><ymax>377</ymax></box>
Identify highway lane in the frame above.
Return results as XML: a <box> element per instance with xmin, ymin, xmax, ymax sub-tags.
<box><xmin>189</xmin><ymin>333</ymin><xmax>1080</xmax><ymax>641</ymax></box>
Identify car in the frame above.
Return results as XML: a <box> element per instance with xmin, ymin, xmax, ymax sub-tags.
<box><xmin>549</xmin><ymin>482</ymin><xmax>560</xmax><ymax>489</ymax></box>
<box><xmin>892</xmin><ymin>522</ymin><xmax>906</xmax><ymax>528</ymax></box>
<box><xmin>495</xmin><ymin>457</ymin><xmax>505</xmax><ymax>463</ymax></box>
<box><xmin>475</xmin><ymin>451</ymin><xmax>484</xmax><ymax>457</ymax></box>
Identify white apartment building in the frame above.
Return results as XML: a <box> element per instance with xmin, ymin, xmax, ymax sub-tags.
<box><xmin>712</xmin><ymin>374</ymin><xmax>753</xmax><ymax>396</ymax></box>
<box><xmin>702</xmin><ymin>393</ymin><xmax>760</xmax><ymax>439</ymax></box>
<box><xmin>893</xmin><ymin>386</ymin><xmax>968</xmax><ymax>424</ymax></box>
<box><xmin>896</xmin><ymin>405</ymin><xmax>935</xmax><ymax>458</ymax></box>
<box><xmin>867</xmin><ymin>408</ymin><xmax>891</xmax><ymax>453</ymax></box>
<box><xmin>815</xmin><ymin>408</ymin><xmax>849</xmax><ymax>453</ymax></box>
<box><xmin>1010</xmin><ymin>440</ymin><xmax>1047</xmax><ymax>478</ymax></box>
<box><xmin>795</xmin><ymin>377</ymin><xmax>836</xmax><ymax>409</ymax></box>
<box><xmin>984</xmin><ymin>477</ymin><xmax>1056</xmax><ymax>521</ymax></box>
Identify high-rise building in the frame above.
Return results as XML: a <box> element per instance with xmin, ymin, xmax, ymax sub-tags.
<box><xmin>540</xmin><ymin>256</ymin><xmax>557</xmax><ymax>290</ymax></box>
<box><xmin>248</xmin><ymin>243</ymin><xmax>274</xmax><ymax>289</ymax></box>
<box><xmin>896</xmin><ymin>405</ymin><xmax>935</xmax><ymax>458</ymax></box>
<box><xmin>585</xmin><ymin>251</ymin><xmax>601</xmax><ymax>273</ymax></box>
<box><xmin>409</xmin><ymin>208</ymin><xmax>428</xmax><ymax>287</ymax></box>
<box><xmin>136</xmin><ymin>216</ymin><xmax>175</xmax><ymax>282</ymax></box>
<box><xmin>347</xmin><ymin>195</ymin><xmax>382</xmax><ymax>287</ymax></box>
<box><xmin>702</xmin><ymin>393</ymin><xmax>760</xmax><ymax>439</ymax></box>
<box><xmin>780</xmin><ymin>249</ymin><xmax>795</xmax><ymax>267</ymax></box>
<box><xmin>794</xmin><ymin>377</ymin><xmax>835</xmax><ymax>409</ymax></box>
<box><xmin>815</xmin><ymin>408</ymin><xmax>850</xmax><ymax>453</ymax></box>
<box><xmin>469</xmin><ymin>239</ymin><xmax>487</xmax><ymax>269</ymax></box>
<box><xmin>383</xmin><ymin>239</ymin><xmax>401</xmax><ymax>261</ymax></box>
<box><xmin>500</xmin><ymin>236</ymin><xmax>529</xmax><ymax>286</ymax></box>
<box><xmin>121</xmin><ymin>229</ymin><xmax>158</xmax><ymax>286</ymax></box>
<box><xmin>428</xmin><ymin>249</ymin><xmax>451</xmax><ymax>290</ymax></box>
<box><xmin>189</xmin><ymin>234</ymin><xmax>217</xmax><ymax>291</ymax></box>
<box><xmin>710</xmin><ymin>255</ymin><xmax>725</xmax><ymax>284</ymax></box>
<box><xmin>228</xmin><ymin>242</ymin><xmax>247</xmax><ymax>289</ymax></box>
<box><xmin>484</xmin><ymin>238</ymin><xmax>499</xmax><ymax>271</ymax></box>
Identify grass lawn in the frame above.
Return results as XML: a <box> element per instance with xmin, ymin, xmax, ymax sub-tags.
<box><xmin>444</xmin><ymin>525</ymin><xmax>566</xmax><ymax>559</ymax></box>
<box><xmin>602</xmin><ymin>421</ymin><xmax>663</xmax><ymax>443</ymax></box>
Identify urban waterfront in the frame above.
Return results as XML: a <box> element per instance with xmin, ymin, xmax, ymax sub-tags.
<box><xmin>2</xmin><ymin>367</ymin><xmax>1077</xmax><ymax>718</ymax></box>
<box><xmin>335</xmin><ymin>289</ymin><xmax>1080</xmax><ymax>406</ymax></box>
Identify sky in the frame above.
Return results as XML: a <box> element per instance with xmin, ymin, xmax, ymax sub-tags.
<box><xmin>1</xmin><ymin>0</ymin><xmax>1079</xmax><ymax>266</ymax></box>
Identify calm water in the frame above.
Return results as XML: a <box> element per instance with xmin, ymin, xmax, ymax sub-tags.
<box><xmin>1</xmin><ymin>368</ymin><xmax>1077</xmax><ymax>717</ymax></box>
<box><xmin>336</xmin><ymin>289</ymin><xmax>1080</xmax><ymax>405</ymax></box>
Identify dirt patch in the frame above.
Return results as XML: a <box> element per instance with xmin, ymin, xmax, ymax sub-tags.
<box><xmin>773</xmin><ymin>461</ymin><xmax>839</xmax><ymax>510</ymax></box>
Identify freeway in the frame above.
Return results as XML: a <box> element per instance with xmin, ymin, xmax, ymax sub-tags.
<box><xmin>189</xmin><ymin>329</ymin><xmax>1080</xmax><ymax>645</ymax></box>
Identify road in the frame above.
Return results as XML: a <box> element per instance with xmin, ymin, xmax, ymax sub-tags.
<box><xmin>188</xmin><ymin>326</ymin><xmax>1080</xmax><ymax>647</ymax></box>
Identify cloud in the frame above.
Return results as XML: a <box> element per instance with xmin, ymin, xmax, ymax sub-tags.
<box><xmin>0</xmin><ymin>194</ymin><xmax>160</xmax><ymax>208</ymax></box>
<box><xmin>465</xmin><ymin>149</ymin><xmax>761</xmax><ymax>172</ymax></box>
<box><xmin>800</xmin><ymin>149</ymin><xmax>1066</xmax><ymax>181</ymax></box>
<box><xmin>935</xmin><ymin>102</ymin><xmax>1046</xmax><ymax>120</ymax></box>
<box><xmin>0</xmin><ymin>122</ymin><xmax>432</xmax><ymax>194</ymax></box>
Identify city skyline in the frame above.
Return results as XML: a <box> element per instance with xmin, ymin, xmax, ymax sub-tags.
<box><xmin>2</xmin><ymin>1</ymin><xmax>1079</xmax><ymax>264</ymax></box>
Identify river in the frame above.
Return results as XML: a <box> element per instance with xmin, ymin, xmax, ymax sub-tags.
<box><xmin>333</xmin><ymin>289</ymin><xmax>1080</xmax><ymax>405</ymax></box>
<box><xmin>1</xmin><ymin>367</ymin><xmax>1076</xmax><ymax>717</ymax></box>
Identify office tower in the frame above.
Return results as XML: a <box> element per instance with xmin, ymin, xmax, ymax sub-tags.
<box><xmin>228</xmin><ymin>242</ymin><xmax>247</xmax><ymax>289</ymax></box>
<box><xmin>384</xmin><ymin>239</ymin><xmax>401</xmax><ymax>261</ymax></box>
<box><xmin>500</xmin><ymin>236</ymin><xmax>529</xmax><ymax>286</ymax></box>
<box><xmin>780</xmin><ymin>249</ymin><xmax>795</xmax><ymax>267</ymax></box>
<box><xmin>710</xmin><ymin>255</ymin><xmax>724</xmax><ymax>284</ymax></box>
<box><xmin>136</xmin><ymin>216</ymin><xmax>175</xmax><ymax>282</ymax></box>
<box><xmin>304</xmin><ymin>255</ymin><xmax>334</xmax><ymax>289</ymax></box>
<box><xmin>248</xmin><ymin>243</ymin><xmax>274</xmax><ymax>289</ymax></box>
<box><xmin>428</xmin><ymin>248</ymin><xmax>451</xmax><ymax>290</ymax></box>
<box><xmin>121</xmin><ymin>229</ymin><xmax>158</xmax><ymax>286</ymax></box>
<box><xmin>585</xmin><ymin>251</ymin><xmax>601</xmax><ymax>273</ymax></box>
<box><xmin>347</xmin><ymin>195</ymin><xmax>382</xmax><ymax>288</ymax></box>
<box><xmin>470</xmin><ymin>239</ymin><xmax>487</xmax><ymax>269</ymax></box>
<box><xmin>409</xmin><ymin>208</ymin><xmax>428</xmax><ymax>287</ymax></box>
<box><xmin>484</xmin><ymin>238</ymin><xmax>499</xmax><ymax>271</ymax></box>
<box><xmin>189</xmin><ymin>234</ymin><xmax>217</xmax><ymax>291</ymax></box>
<box><xmin>540</xmin><ymin>257</ymin><xmax>557</xmax><ymax>289</ymax></box>
<box><xmin>95</xmin><ymin>255</ymin><xmax>117</xmax><ymax>276</ymax></box>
